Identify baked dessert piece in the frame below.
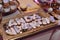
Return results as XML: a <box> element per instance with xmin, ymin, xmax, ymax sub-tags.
<box><xmin>29</xmin><ymin>21</ymin><xmax>37</xmax><ymax>28</ymax></box>
<box><xmin>35</xmin><ymin>19</ymin><xmax>42</xmax><ymax>27</ymax></box>
<box><xmin>3</xmin><ymin>24</ymin><xmax>17</xmax><ymax>35</ymax></box>
<box><xmin>4</xmin><ymin>22</ymin><xmax>22</xmax><ymax>35</ymax></box>
<box><xmin>16</xmin><ymin>26</ymin><xmax>22</xmax><ymax>33</ymax></box>
<box><xmin>24</xmin><ymin>16</ymin><xmax>33</xmax><ymax>22</ymax></box>
<box><xmin>8</xmin><ymin>19</ymin><xmax>17</xmax><ymax>27</ymax></box>
<box><xmin>49</xmin><ymin>16</ymin><xmax>56</xmax><ymax>22</ymax></box>
<box><xmin>35</xmin><ymin>20</ymin><xmax>41</xmax><ymax>27</ymax></box>
<box><xmin>6</xmin><ymin>27</ymin><xmax>17</xmax><ymax>35</ymax></box>
<box><xmin>21</xmin><ymin>23</ymin><xmax>28</xmax><ymax>32</ymax></box>
<box><xmin>41</xmin><ymin>17</ymin><xmax>50</xmax><ymax>25</ymax></box>
<box><xmin>4</xmin><ymin>22</ymin><xmax>21</xmax><ymax>35</ymax></box>
<box><xmin>32</xmin><ymin>14</ymin><xmax>41</xmax><ymax>20</ymax></box>
<box><xmin>45</xmin><ymin>18</ymin><xmax>50</xmax><ymax>24</ymax></box>
<box><xmin>15</xmin><ymin>18</ymin><xmax>26</xmax><ymax>25</ymax></box>
<box><xmin>26</xmin><ymin>23</ymin><xmax>33</xmax><ymax>30</ymax></box>
<box><xmin>42</xmin><ymin>17</ymin><xmax>51</xmax><ymax>25</ymax></box>
<box><xmin>15</xmin><ymin>18</ymin><xmax>21</xmax><ymax>25</ymax></box>
<box><xmin>20</xmin><ymin>18</ymin><xmax>26</xmax><ymax>23</ymax></box>
<box><xmin>42</xmin><ymin>17</ymin><xmax>47</xmax><ymax>25</ymax></box>
<box><xmin>21</xmin><ymin>23</ymin><xmax>32</xmax><ymax>30</ymax></box>
<box><xmin>13</xmin><ymin>26</ymin><xmax>20</xmax><ymax>34</ymax></box>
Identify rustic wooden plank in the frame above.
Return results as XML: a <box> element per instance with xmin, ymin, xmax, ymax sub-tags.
<box><xmin>0</xmin><ymin>21</ymin><xmax>57</xmax><ymax>40</ymax></box>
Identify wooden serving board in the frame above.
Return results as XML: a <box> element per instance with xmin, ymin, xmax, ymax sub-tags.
<box><xmin>0</xmin><ymin>21</ymin><xmax>57</xmax><ymax>40</ymax></box>
<box><xmin>0</xmin><ymin>9</ymin><xmax>58</xmax><ymax>40</ymax></box>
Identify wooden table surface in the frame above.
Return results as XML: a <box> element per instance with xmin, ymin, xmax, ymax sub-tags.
<box><xmin>0</xmin><ymin>0</ymin><xmax>58</xmax><ymax>40</ymax></box>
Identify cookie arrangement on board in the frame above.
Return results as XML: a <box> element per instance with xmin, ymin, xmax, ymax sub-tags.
<box><xmin>3</xmin><ymin>13</ymin><xmax>56</xmax><ymax>35</ymax></box>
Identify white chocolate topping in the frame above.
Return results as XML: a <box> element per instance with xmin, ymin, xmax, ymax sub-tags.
<box><xmin>21</xmin><ymin>23</ymin><xmax>28</xmax><ymax>29</ymax></box>
<box><xmin>45</xmin><ymin>18</ymin><xmax>50</xmax><ymax>24</ymax></box>
<box><xmin>35</xmin><ymin>21</ymin><xmax>40</xmax><ymax>27</ymax></box>
<box><xmin>20</xmin><ymin>18</ymin><xmax>25</xmax><ymax>23</ymax></box>
<box><xmin>6</xmin><ymin>28</ymin><xmax>17</xmax><ymax>35</ymax></box>
<box><xmin>35</xmin><ymin>19</ymin><xmax>42</xmax><ymax>25</ymax></box>
<box><xmin>30</xmin><ymin>21</ymin><xmax>36</xmax><ymax>28</ymax></box>
<box><xmin>49</xmin><ymin>16</ymin><xmax>55</xmax><ymax>22</ymax></box>
<box><xmin>15</xmin><ymin>18</ymin><xmax>21</xmax><ymax>25</ymax></box>
<box><xmin>17</xmin><ymin>26</ymin><xmax>22</xmax><ymax>31</ymax></box>
<box><xmin>33</xmin><ymin>14</ymin><xmax>41</xmax><ymax>19</ymax></box>
<box><xmin>6</xmin><ymin>29</ymin><xmax>12</xmax><ymax>34</ymax></box>
<box><xmin>13</xmin><ymin>22</ymin><xmax>17</xmax><ymax>25</ymax></box>
<box><xmin>42</xmin><ymin>18</ymin><xmax>47</xmax><ymax>24</ymax></box>
<box><xmin>27</xmin><ymin>23</ymin><xmax>32</xmax><ymax>30</ymax></box>
<box><xmin>8</xmin><ymin>19</ymin><xmax>14</xmax><ymax>26</ymax></box>
<box><xmin>10</xmin><ymin>27</ymin><xmax>17</xmax><ymax>35</ymax></box>
<box><xmin>24</xmin><ymin>16</ymin><xmax>32</xmax><ymax>22</ymax></box>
